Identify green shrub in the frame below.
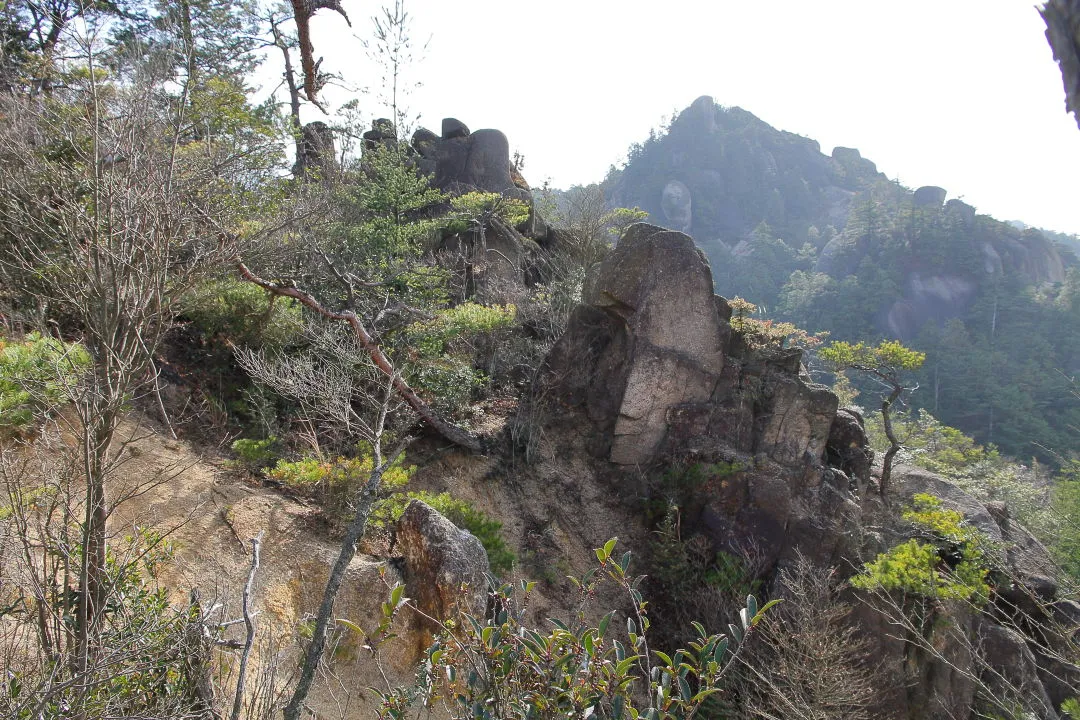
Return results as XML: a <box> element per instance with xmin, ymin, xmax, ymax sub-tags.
<box><xmin>265</xmin><ymin>453</ymin><xmax>514</xmax><ymax>574</ymax></box>
<box><xmin>372</xmin><ymin>489</ymin><xmax>514</xmax><ymax>575</ymax></box>
<box><xmin>265</xmin><ymin>453</ymin><xmax>413</xmax><ymax>524</ymax></box>
<box><xmin>1062</xmin><ymin>697</ymin><xmax>1080</xmax><ymax>719</ymax></box>
<box><xmin>371</xmin><ymin>538</ymin><xmax>778</xmax><ymax>720</ymax></box>
<box><xmin>0</xmin><ymin>332</ymin><xmax>90</xmax><ymax>433</ymax></box>
<box><xmin>408</xmin><ymin>302</ymin><xmax>517</xmax><ymax>357</ymax></box>
<box><xmin>407</xmin><ymin>356</ymin><xmax>487</xmax><ymax>419</ymax></box>
<box><xmin>180</xmin><ymin>278</ymin><xmax>303</xmax><ymax>348</ymax></box>
<box><xmin>2</xmin><ymin>529</ymin><xmax>196</xmax><ymax>719</ymax></box>
<box><xmin>851</xmin><ymin>493</ymin><xmax>990</xmax><ymax>602</ymax></box>
<box><xmin>229</xmin><ymin>436</ymin><xmax>280</xmax><ymax>471</ymax></box>
<box><xmin>649</xmin><ymin>503</ymin><xmax>761</xmax><ymax>646</ymax></box>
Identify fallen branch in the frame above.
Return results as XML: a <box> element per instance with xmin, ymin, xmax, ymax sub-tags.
<box><xmin>236</xmin><ymin>261</ymin><xmax>484</xmax><ymax>453</ymax></box>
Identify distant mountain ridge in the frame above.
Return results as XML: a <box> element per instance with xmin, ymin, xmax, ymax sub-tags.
<box><xmin>602</xmin><ymin>96</ymin><xmax>1080</xmax><ymax>460</ymax></box>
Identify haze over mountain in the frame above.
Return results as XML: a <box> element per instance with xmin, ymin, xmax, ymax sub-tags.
<box><xmin>301</xmin><ymin>0</ymin><xmax>1080</xmax><ymax>235</ymax></box>
<box><xmin>601</xmin><ymin>94</ymin><xmax>1080</xmax><ymax>461</ymax></box>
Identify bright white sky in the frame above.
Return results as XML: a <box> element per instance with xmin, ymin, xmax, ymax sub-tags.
<box><xmin>290</xmin><ymin>0</ymin><xmax>1080</xmax><ymax>235</ymax></box>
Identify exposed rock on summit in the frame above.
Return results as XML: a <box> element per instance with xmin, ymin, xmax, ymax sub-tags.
<box><xmin>542</xmin><ymin>222</ymin><xmax>848</xmax><ymax>565</ymax></box>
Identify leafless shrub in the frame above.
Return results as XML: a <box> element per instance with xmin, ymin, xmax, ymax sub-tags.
<box><xmin>733</xmin><ymin>552</ymin><xmax>883</xmax><ymax>720</ymax></box>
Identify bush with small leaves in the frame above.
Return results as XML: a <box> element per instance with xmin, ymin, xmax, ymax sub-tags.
<box><xmin>229</xmin><ymin>436</ymin><xmax>280</xmax><ymax>471</ymax></box>
<box><xmin>181</xmin><ymin>278</ymin><xmax>303</xmax><ymax>349</ymax></box>
<box><xmin>851</xmin><ymin>493</ymin><xmax>990</xmax><ymax>602</ymax></box>
<box><xmin>266</xmin><ymin>453</ymin><xmax>414</xmax><ymax>526</ymax></box>
<box><xmin>0</xmin><ymin>332</ymin><xmax>90</xmax><ymax>434</ymax></box>
<box><xmin>369</xmin><ymin>538</ymin><xmax>778</xmax><ymax>720</ymax></box>
<box><xmin>1</xmin><ymin>529</ymin><xmax>201</xmax><ymax>720</ymax></box>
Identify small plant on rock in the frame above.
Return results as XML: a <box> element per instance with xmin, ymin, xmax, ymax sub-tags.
<box><xmin>851</xmin><ymin>493</ymin><xmax>990</xmax><ymax>603</ymax></box>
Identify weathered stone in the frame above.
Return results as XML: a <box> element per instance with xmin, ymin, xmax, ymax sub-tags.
<box><xmin>756</xmin><ymin>375</ymin><xmax>837</xmax><ymax>466</ymax></box>
<box><xmin>435</xmin><ymin>136</ymin><xmax>470</xmax><ymax>189</ymax></box>
<box><xmin>826</xmin><ymin>407</ymin><xmax>873</xmax><ymax>485</ymax></box>
<box><xmin>396</xmin><ymin>500</ymin><xmax>488</xmax><ymax>640</ymax></box>
<box><xmin>294</xmin><ymin>121</ymin><xmax>336</xmax><ymax>177</ymax></box>
<box><xmin>913</xmin><ymin>185</ymin><xmax>947</xmax><ymax>207</ymax></box>
<box><xmin>1033</xmin><ymin>646</ymin><xmax>1080</xmax><ymax>713</ymax></box>
<box><xmin>441</xmin><ymin>117</ymin><xmax>470</xmax><ymax>139</ymax></box>
<box><xmin>977</xmin><ymin>621</ymin><xmax>1058</xmax><ymax>719</ymax></box>
<box><xmin>585</xmin><ymin>224</ymin><xmax>726</xmax><ymax>373</ymax></box>
<box><xmin>363</xmin><ymin>118</ymin><xmax>397</xmax><ymax>151</ymax></box>
<box><xmin>611</xmin><ymin>345</ymin><xmax>717</xmax><ymax>465</ymax></box>
<box><xmin>461</xmin><ymin>129</ymin><xmax>514</xmax><ymax>193</ymax></box>
<box><xmin>945</xmin><ymin>198</ymin><xmax>976</xmax><ymax>227</ymax></box>
<box><xmin>688</xmin><ymin>95</ymin><xmax>718</xmax><ymax>134</ymax></box>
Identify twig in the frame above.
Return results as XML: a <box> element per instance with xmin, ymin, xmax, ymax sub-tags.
<box><xmin>230</xmin><ymin>533</ymin><xmax>262</xmax><ymax>720</ymax></box>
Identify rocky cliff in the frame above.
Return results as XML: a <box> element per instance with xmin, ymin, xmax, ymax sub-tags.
<box><xmin>535</xmin><ymin>223</ymin><xmax>1079</xmax><ymax>719</ymax></box>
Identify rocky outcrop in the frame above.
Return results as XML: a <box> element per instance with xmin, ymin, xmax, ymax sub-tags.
<box><xmin>826</xmin><ymin>407</ymin><xmax>873</xmax><ymax>487</ymax></box>
<box><xmin>396</xmin><ymin>500</ymin><xmax>488</xmax><ymax>638</ymax></box>
<box><xmin>538</xmin><ymin>225</ymin><xmax>1076</xmax><ymax>718</ymax></box>
<box><xmin>408</xmin><ymin>119</ymin><xmax>528</xmax><ymax>202</ymax></box>
<box><xmin>1043</xmin><ymin>0</ymin><xmax>1080</xmax><ymax>129</ymax></box>
<box><xmin>542</xmin><ymin>223</ymin><xmax>853</xmax><ymax>565</ymax></box>
<box><xmin>913</xmin><ymin>185</ymin><xmax>947</xmax><ymax>208</ymax></box>
<box><xmin>294</xmin><ymin>121</ymin><xmax>336</xmax><ymax>178</ymax></box>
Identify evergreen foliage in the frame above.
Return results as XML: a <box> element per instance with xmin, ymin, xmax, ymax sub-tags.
<box><xmin>372</xmin><ymin>538</ymin><xmax>778</xmax><ymax>720</ymax></box>
<box><xmin>0</xmin><ymin>333</ymin><xmax>90</xmax><ymax>433</ymax></box>
<box><xmin>852</xmin><ymin>494</ymin><xmax>990</xmax><ymax>602</ymax></box>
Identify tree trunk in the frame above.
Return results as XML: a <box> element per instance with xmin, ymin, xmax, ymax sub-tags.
<box><xmin>879</xmin><ymin>386</ymin><xmax>903</xmax><ymax>497</ymax></box>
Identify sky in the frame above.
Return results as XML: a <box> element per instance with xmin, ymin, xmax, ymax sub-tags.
<box><xmin>289</xmin><ymin>0</ymin><xmax>1080</xmax><ymax>235</ymax></box>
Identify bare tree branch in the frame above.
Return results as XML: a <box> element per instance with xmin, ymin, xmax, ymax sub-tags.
<box><xmin>236</xmin><ymin>261</ymin><xmax>484</xmax><ymax>453</ymax></box>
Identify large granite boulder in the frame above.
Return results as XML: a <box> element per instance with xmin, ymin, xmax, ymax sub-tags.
<box><xmin>430</xmin><ymin>120</ymin><xmax>524</xmax><ymax>199</ymax></box>
<box><xmin>548</xmin><ymin>223</ymin><xmax>726</xmax><ymax>465</ymax></box>
<box><xmin>913</xmin><ymin>185</ymin><xmax>947</xmax><ymax>208</ymax></box>
<box><xmin>396</xmin><ymin>500</ymin><xmax>488</xmax><ymax>645</ymax></box>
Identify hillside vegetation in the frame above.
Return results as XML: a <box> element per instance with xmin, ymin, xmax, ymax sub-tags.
<box><xmin>0</xmin><ymin>3</ymin><xmax>1078</xmax><ymax>720</ymax></box>
<box><xmin>604</xmin><ymin>96</ymin><xmax>1080</xmax><ymax>462</ymax></box>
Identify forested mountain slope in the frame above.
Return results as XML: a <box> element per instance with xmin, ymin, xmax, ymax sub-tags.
<box><xmin>603</xmin><ymin>96</ymin><xmax>1080</xmax><ymax>460</ymax></box>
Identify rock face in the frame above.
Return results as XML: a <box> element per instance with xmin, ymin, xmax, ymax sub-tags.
<box><xmin>1042</xmin><ymin>0</ymin><xmax>1080</xmax><ymax>129</ymax></box>
<box><xmin>396</xmin><ymin>500</ymin><xmax>488</xmax><ymax>646</ymax></box>
<box><xmin>542</xmin><ymin>223</ymin><xmax>850</xmax><ymax>565</ymax></box>
<box><xmin>539</xmin><ymin>225</ymin><xmax>1077</xmax><ymax>719</ymax></box>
